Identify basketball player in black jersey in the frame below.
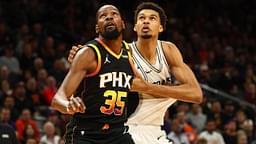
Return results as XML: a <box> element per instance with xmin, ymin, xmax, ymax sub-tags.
<box><xmin>51</xmin><ymin>5</ymin><xmax>137</xmax><ymax>144</ymax></box>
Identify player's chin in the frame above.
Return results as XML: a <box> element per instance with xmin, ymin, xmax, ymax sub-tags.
<box><xmin>141</xmin><ymin>34</ymin><xmax>152</xmax><ymax>39</ymax></box>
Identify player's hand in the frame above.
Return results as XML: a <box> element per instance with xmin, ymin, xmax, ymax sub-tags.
<box><xmin>68</xmin><ymin>45</ymin><xmax>84</xmax><ymax>63</ymax></box>
<box><xmin>130</xmin><ymin>77</ymin><xmax>149</xmax><ymax>93</ymax></box>
<box><xmin>66</xmin><ymin>97</ymin><xmax>86</xmax><ymax>115</ymax></box>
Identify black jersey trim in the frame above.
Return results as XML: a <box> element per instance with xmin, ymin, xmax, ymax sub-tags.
<box><xmin>96</xmin><ymin>38</ymin><xmax>123</xmax><ymax>59</ymax></box>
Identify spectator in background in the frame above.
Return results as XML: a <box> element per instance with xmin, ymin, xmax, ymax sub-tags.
<box><xmin>186</xmin><ymin>104</ymin><xmax>206</xmax><ymax>132</ymax></box>
<box><xmin>0</xmin><ymin>79</ymin><xmax>12</xmax><ymax>102</ymax></box>
<box><xmin>36</xmin><ymin>68</ymin><xmax>48</xmax><ymax>94</ymax></box>
<box><xmin>199</xmin><ymin>118</ymin><xmax>225</xmax><ymax>144</ymax></box>
<box><xmin>167</xmin><ymin>118</ymin><xmax>190</xmax><ymax>144</ymax></box>
<box><xmin>244</xmin><ymin>64</ymin><xmax>256</xmax><ymax>84</ymax></box>
<box><xmin>223</xmin><ymin>120</ymin><xmax>238</xmax><ymax>144</ymax></box>
<box><xmin>222</xmin><ymin>101</ymin><xmax>236</xmax><ymax>125</ymax></box>
<box><xmin>0</xmin><ymin>107</ymin><xmax>15</xmax><ymax>128</ymax></box>
<box><xmin>40</xmin><ymin>36</ymin><xmax>56</xmax><ymax>69</ymax></box>
<box><xmin>32</xmin><ymin>57</ymin><xmax>44</xmax><ymax>76</ymax></box>
<box><xmin>15</xmin><ymin>23</ymin><xmax>30</xmax><ymax>56</ymax></box>
<box><xmin>237</xmin><ymin>130</ymin><xmax>248</xmax><ymax>144</ymax></box>
<box><xmin>3</xmin><ymin>96</ymin><xmax>19</xmax><ymax>121</ymax></box>
<box><xmin>0</xmin><ymin>123</ymin><xmax>19</xmax><ymax>144</ymax></box>
<box><xmin>40</xmin><ymin>121</ymin><xmax>61</xmax><ymax>144</ymax></box>
<box><xmin>22</xmin><ymin>124</ymin><xmax>37</xmax><ymax>144</ymax></box>
<box><xmin>235</xmin><ymin>110</ymin><xmax>248</xmax><ymax>130</ymax></box>
<box><xmin>25</xmin><ymin>137</ymin><xmax>37</xmax><ymax>144</ymax></box>
<box><xmin>31</xmin><ymin>22</ymin><xmax>46</xmax><ymax>45</ymax></box>
<box><xmin>42</xmin><ymin>76</ymin><xmax>57</xmax><ymax>105</ymax></box>
<box><xmin>46</xmin><ymin>110</ymin><xmax>64</xmax><ymax>136</ymax></box>
<box><xmin>0</xmin><ymin>65</ymin><xmax>10</xmax><ymax>82</ymax></box>
<box><xmin>0</xmin><ymin>64</ymin><xmax>19</xmax><ymax>87</ymax></box>
<box><xmin>197</xmin><ymin>61</ymin><xmax>212</xmax><ymax>85</ymax></box>
<box><xmin>176</xmin><ymin>110</ymin><xmax>197</xmax><ymax>143</ymax></box>
<box><xmin>13</xmin><ymin>81</ymin><xmax>34</xmax><ymax>112</ymax></box>
<box><xmin>26</xmin><ymin>77</ymin><xmax>42</xmax><ymax>106</ymax></box>
<box><xmin>23</xmin><ymin>69</ymin><xmax>34</xmax><ymax>81</ymax></box>
<box><xmin>206</xmin><ymin>100</ymin><xmax>224</xmax><ymax>129</ymax></box>
<box><xmin>15</xmin><ymin>108</ymin><xmax>40</xmax><ymax>142</ymax></box>
<box><xmin>0</xmin><ymin>45</ymin><xmax>21</xmax><ymax>75</ymax></box>
<box><xmin>50</xmin><ymin>59</ymin><xmax>67</xmax><ymax>85</ymax></box>
<box><xmin>244</xmin><ymin>82</ymin><xmax>256</xmax><ymax>104</ymax></box>
<box><xmin>0</xmin><ymin>20</ymin><xmax>11</xmax><ymax>53</ymax></box>
<box><xmin>216</xmin><ymin>63</ymin><xmax>235</xmax><ymax>92</ymax></box>
<box><xmin>195</xmin><ymin>138</ymin><xmax>207</xmax><ymax>144</ymax></box>
<box><xmin>19</xmin><ymin>42</ymin><xmax>37</xmax><ymax>71</ymax></box>
<box><xmin>229</xmin><ymin>84</ymin><xmax>243</xmax><ymax>99</ymax></box>
<box><xmin>241</xmin><ymin>119</ymin><xmax>254</xmax><ymax>143</ymax></box>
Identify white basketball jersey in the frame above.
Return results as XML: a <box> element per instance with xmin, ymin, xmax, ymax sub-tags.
<box><xmin>127</xmin><ymin>40</ymin><xmax>177</xmax><ymax>126</ymax></box>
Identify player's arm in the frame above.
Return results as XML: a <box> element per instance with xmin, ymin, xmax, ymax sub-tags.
<box><xmin>132</xmin><ymin>42</ymin><xmax>203</xmax><ymax>103</ymax></box>
<box><xmin>51</xmin><ymin>46</ymin><xmax>96</xmax><ymax>114</ymax></box>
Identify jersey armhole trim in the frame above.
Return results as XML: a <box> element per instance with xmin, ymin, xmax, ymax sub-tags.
<box><xmin>86</xmin><ymin>44</ymin><xmax>101</xmax><ymax>77</ymax></box>
<box><xmin>160</xmin><ymin>41</ymin><xmax>171</xmax><ymax>72</ymax></box>
<box><xmin>124</xmin><ymin>41</ymin><xmax>137</xmax><ymax>75</ymax></box>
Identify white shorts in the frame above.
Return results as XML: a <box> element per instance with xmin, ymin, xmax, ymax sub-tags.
<box><xmin>128</xmin><ymin>124</ymin><xmax>173</xmax><ymax>144</ymax></box>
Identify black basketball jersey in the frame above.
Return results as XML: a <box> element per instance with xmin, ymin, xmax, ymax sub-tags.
<box><xmin>74</xmin><ymin>38</ymin><xmax>135</xmax><ymax>125</ymax></box>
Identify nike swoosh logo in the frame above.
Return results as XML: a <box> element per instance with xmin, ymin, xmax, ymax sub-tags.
<box><xmin>145</xmin><ymin>70</ymin><xmax>152</xmax><ymax>73</ymax></box>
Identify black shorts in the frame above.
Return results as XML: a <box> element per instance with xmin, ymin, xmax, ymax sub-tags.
<box><xmin>64</xmin><ymin>119</ymin><xmax>135</xmax><ymax>144</ymax></box>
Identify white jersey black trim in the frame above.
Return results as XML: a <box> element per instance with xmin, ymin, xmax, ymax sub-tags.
<box><xmin>158</xmin><ymin>41</ymin><xmax>171</xmax><ymax>74</ymax></box>
<box><xmin>132</xmin><ymin>53</ymin><xmax>149</xmax><ymax>81</ymax></box>
<box><xmin>131</xmin><ymin>41</ymin><xmax>162</xmax><ymax>73</ymax></box>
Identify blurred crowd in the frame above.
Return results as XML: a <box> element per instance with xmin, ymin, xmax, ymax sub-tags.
<box><xmin>0</xmin><ymin>0</ymin><xmax>255</xmax><ymax>144</ymax></box>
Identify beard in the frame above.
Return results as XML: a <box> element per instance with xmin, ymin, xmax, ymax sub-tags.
<box><xmin>141</xmin><ymin>34</ymin><xmax>152</xmax><ymax>39</ymax></box>
<box><xmin>100</xmin><ymin>27</ymin><xmax>122</xmax><ymax>40</ymax></box>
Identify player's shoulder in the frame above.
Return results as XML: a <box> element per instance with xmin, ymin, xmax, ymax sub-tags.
<box><xmin>160</xmin><ymin>40</ymin><xmax>177</xmax><ymax>49</ymax></box>
<box><xmin>160</xmin><ymin>41</ymin><xmax>179</xmax><ymax>52</ymax></box>
<box><xmin>70</xmin><ymin>45</ymin><xmax>97</xmax><ymax>71</ymax></box>
<box><xmin>72</xmin><ymin>45</ymin><xmax>97</xmax><ymax>65</ymax></box>
<box><xmin>77</xmin><ymin>45</ymin><xmax>94</xmax><ymax>55</ymax></box>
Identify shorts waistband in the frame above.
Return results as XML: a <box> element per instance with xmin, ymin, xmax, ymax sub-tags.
<box><xmin>72</xmin><ymin>118</ymin><xmax>125</xmax><ymax>132</ymax></box>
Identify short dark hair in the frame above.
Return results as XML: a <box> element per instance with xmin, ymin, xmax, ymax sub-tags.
<box><xmin>134</xmin><ymin>2</ymin><xmax>167</xmax><ymax>30</ymax></box>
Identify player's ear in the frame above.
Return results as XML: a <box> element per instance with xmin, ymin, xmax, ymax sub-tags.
<box><xmin>159</xmin><ymin>25</ymin><xmax>163</xmax><ymax>33</ymax></box>
<box><xmin>95</xmin><ymin>24</ymin><xmax>99</xmax><ymax>33</ymax></box>
<box><xmin>122</xmin><ymin>20</ymin><xmax>126</xmax><ymax>29</ymax></box>
<box><xmin>133</xmin><ymin>24</ymin><xmax>138</xmax><ymax>32</ymax></box>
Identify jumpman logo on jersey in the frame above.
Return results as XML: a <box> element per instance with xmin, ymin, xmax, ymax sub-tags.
<box><xmin>104</xmin><ymin>54</ymin><xmax>111</xmax><ymax>64</ymax></box>
<box><xmin>121</xmin><ymin>54</ymin><xmax>128</xmax><ymax>59</ymax></box>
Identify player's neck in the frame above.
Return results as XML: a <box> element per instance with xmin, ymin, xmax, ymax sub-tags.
<box><xmin>98</xmin><ymin>36</ymin><xmax>123</xmax><ymax>54</ymax></box>
<box><xmin>136</xmin><ymin>37</ymin><xmax>158</xmax><ymax>62</ymax></box>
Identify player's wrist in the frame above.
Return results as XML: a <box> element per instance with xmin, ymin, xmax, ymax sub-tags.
<box><xmin>55</xmin><ymin>97</ymin><xmax>72</xmax><ymax>114</ymax></box>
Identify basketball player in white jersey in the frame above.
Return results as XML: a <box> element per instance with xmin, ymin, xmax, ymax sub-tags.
<box><xmin>68</xmin><ymin>2</ymin><xmax>202</xmax><ymax>144</ymax></box>
<box><xmin>125</xmin><ymin>2</ymin><xmax>202</xmax><ymax>144</ymax></box>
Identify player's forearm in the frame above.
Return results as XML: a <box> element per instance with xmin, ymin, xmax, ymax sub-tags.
<box><xmin>145</xmin><ymin>83</ymin><xmax>203</xmax><ymax>103</ymax></box>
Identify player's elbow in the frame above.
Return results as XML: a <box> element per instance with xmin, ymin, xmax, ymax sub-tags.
<box><xmin>51</xmin><ymin>97</ymin><xmax>57</xmax><ymax>109</ymax></box>
<box><xmin>194</xmin><ymin>88</ymin><xmax>203</xmax><ymax>104</ymax></box>
<box><xmin>51</xmin><ymin>95</ymin><xmax>59</xmax><ymax>111</ymax></box>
